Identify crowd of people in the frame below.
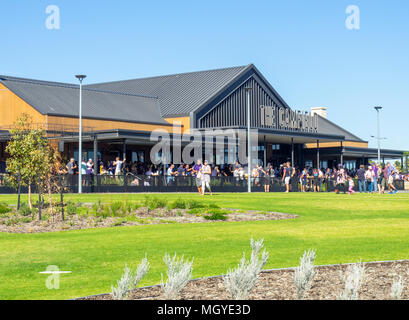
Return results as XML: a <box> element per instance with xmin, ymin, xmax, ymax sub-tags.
<box><xmin>60</xmin><ymin>156</ymin><xmax>409</xmax><ymax>194</ymax></box>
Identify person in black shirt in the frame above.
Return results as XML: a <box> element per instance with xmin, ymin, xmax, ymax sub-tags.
<box><xmin>282</xmin><ymin>162</ymin><xmax>295</xmax><ymax>193</ymax></box>
<box><xmin>356</xmin><ymin>165</ymin><xmax>366</xmax><ymax>193</ymax></box>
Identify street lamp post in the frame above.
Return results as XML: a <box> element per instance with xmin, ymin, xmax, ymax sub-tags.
<box><xmin>245</xmin><ymin>87</ymin><xmax>252</xmax><ymax>193</ymax></box>
<box><xmin>374</xmin><ymin>106</ymin><xmax>382</xmax><ymax>165</ymax></box>
<box><xmin>75</xmin><ymin>75</ymin><xmax>87</xmax><ymax>194</ymax></box>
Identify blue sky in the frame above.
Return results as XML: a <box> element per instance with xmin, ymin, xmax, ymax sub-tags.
<box><xmin>1</xmin><ymin>0</ymin><xmax>408</xmax><ymax>150</ymax></box>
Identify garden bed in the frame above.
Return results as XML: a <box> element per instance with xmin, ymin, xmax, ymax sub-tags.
<box><xmin>0</xmin><ymin>199</ymin><xmax>297</xmax><ymax>233</ymax></box>
<box><xmin>79</xmin><ymin>260</ymin><xmax>409</xmax><ymax>300</ymax></box>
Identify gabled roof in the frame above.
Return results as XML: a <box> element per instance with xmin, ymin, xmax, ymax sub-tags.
<box><xmin>0</xmin><ymin>75</ymin><xmax>169</xmax><ymax>126</ymax></box>
<box><xmin>317</xmin><ymin>115</ymin><xmax>365</xmax><ymax>142</ymax></box>
<box><xmin>86</xmin><ymin>65</ymin><xmax>252</xmax><ymax>117</ymax></box>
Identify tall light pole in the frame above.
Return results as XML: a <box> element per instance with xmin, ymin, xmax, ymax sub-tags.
<box><xmin>75</xmin><ymin>75</ymin><xmax>86</xmax><ymax>193</ymax></box>
<box><xmin>245</xmin><ymin>87</ymin><xmax>252</xmax><ymax>193</ymax></box>
<box><xmin>374</xmin><ymin>106</ymin><xmax>382</xmax><ymax>164</ymax></box>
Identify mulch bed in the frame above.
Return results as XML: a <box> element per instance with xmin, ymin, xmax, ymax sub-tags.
<box><xmin>79</xmin><ymin>260</ymin><xmax>409</xmax><ymax>300</ymax></box>
<box><xmin>0</xmin><ymin>207</ymin><xmax>297</xmax><ymax>234</ymax></box>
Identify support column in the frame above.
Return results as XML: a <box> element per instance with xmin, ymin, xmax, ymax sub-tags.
<box><xmin>340</xmin><ymin>141</ymin><xmax>343</xmax><ymax>166</ymax></box>
<box><xmin>122</xmin><ymin>140</ymin><xmax>127</xmax><ymax>161</ymax></box>
<box><xmin>263</xmin><ymin>135</ymin><xmax>267</xmax><ymax>167</ymax></box>
<box><xmin>93</xmin><ymin>136</ymin><xmax>98</xmax><ymax>174</ymax></box>
<box><xmin>291</xmin><ymin>138</ymin><xmax>294</xmax><ymax>167</ymax></box>
<box><xmin>316</xmin><ymin>140</ymin><xmax>320</xmax><ymax>169</ymax></box>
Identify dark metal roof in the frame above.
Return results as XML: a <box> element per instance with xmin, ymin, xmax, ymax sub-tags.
<box><xmin>86</xmin><ymin>65</ymin><xmax>250</xmax><ymax>117</ymax></box>
<box><xmin>317</xmin><ymin>116</ymin><xmax>364</xmax><ymax>142</ymax></box>
<box><xmin>0</xmin><ymin>76</ymin><xmax>169</xmax><ymax>126</ymax></box>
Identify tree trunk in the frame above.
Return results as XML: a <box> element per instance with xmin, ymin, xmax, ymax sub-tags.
<box><xmin>28</xmin><ymin>183</ymin><xmax>32</xmax><ymax>210</ymax></box>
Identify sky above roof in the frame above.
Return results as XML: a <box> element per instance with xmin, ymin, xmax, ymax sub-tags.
<box><xmin>0</xmin><ymin>0</ymin><xmax>408</xmax><ymax>150</ymax></box>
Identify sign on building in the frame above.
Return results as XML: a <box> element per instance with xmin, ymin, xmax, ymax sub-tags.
<box><xmin>260</xmin><ymin>105</ymin><xmax>319</xmax><ymax>133</ymax></box>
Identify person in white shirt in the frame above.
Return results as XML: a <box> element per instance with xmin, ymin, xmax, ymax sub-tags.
<box><xmin>113</xmin><ymin>157</ymin><xmax>126</xmax><ymax>176</ymax></box>
<box><xmin>365</xmin><ymin>166</ymin><xmax>375</xmax><ymax>193</ymax></box>
<box><xmin>201</xmin><ymin>160</ymin><xmax>212</xmax><ymax>196</ymax></box>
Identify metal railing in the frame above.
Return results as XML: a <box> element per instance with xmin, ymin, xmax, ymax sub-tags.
<box><xmin>0</xmin><ymin>173</ymin><xmax>406</xmax><ymax>194</ymax></box>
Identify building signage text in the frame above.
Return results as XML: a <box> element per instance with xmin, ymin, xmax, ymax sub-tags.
<box><xmin>260</xmin><ymin>105</ymin><xmax>319</xmax><ymax>133</ymax></box>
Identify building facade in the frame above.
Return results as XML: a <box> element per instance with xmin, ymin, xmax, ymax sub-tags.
<box><xmin>0</xmin><ymin>64</ymin><xmax>406</xmax><ymax>172</ymax></box>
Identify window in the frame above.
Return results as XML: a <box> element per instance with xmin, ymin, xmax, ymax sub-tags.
<box><xmin>271</xmin><ymin>144</ymin><xmax>280</xmax><ymax>150</ymax></box>
<box><xmin>305</xmin><ymin>160</ymin><xmax>313</xmax><ymax>168</ymax></box>
<box><xmin>344</xmin><ymin>160</ymin><xmax>356</xmax><ymax>170</ymax></box>
<box><xmin>132</xmin><ymin>151</ymin><xmax>145</xmax><ymax>163</ymax></box>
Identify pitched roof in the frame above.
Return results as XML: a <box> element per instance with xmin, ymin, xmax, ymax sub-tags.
<box><xmin>0</xmin><ymin>75</ymin><xmax>169</xmax><ymax>125</ymax></box>
<box><xmin>86</xmin><ymin>65</ymin><xmax>250</xmax><ymax>117</ymax></box>
<box><xmin>317</xmin><ymin>115</ymin><xmax>364</xmax><ymax>142</ymax></box>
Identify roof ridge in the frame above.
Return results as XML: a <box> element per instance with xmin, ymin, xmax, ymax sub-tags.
<box><xmin>86</xmin><ymin>65</ymin><xmax>250</xmax><ymax>86</ymax></box>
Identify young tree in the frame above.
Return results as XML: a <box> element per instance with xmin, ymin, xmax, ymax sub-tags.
<box><xmin>5</xmin><ymin>114</ymin><xmax>55</xmax><ymax>214</ymax></box>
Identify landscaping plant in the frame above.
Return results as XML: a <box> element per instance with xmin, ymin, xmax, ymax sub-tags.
<box><xmin>390</xmin><ymin>276</ymin><xmax>404</xmax><ymax>300</ymax></box>
<box><xmin>293</xmin><ymin>249</ymin><xmax>317</xmax><ymax>300</ymax></box>
<box><xmin>161</xmin><ymin>253</ymin><xmax>194</xmax><ymax>300</ymax></box>
<box><xmin>338</xmin><ymin>261</ymin><xmax>366</xmax><ymax>300</ymax></box>
<box><xmin>111</xmin><ymin>256</ymin><xmax>150</xmax><ymax>300</ymax></box>
<box><xmin>224</xmin><ymin>238</ymin><xmax>269</xmax><ymax>300</ymax></box>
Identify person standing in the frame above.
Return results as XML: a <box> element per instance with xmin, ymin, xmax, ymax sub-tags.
<box><xmin>365</xmin><ymin>166</ymin><xmax>375</xmax><ymax>193</ymax></box>
<box><xmin>356</xmin><ymin>165</ymin><xmax>366</xmax><ymax>193</ymax></box>
<box><xmin>378</xmin><ymin>164</ymin><xmax>386</xmax><ymax>194</ymax></box>
<box><xmin>347</xmin><ymin>176</ymin><xmax>356</xmax><ymax>195</ymax></box>
<box><xmin>193</xmin><ymin>159</ymin><xmax>203</xmax><ymax>195</ymax></box>
<box><xmin>388</xmin><ymin>170</ymin><xmax>398</xmax><ymax>194</ymax></box>
<box><xmin>201</xmin><ymin>160</ymin><xmax>212</xmax><ymax>196</ymax></box>
<box><xmin>300</xmin><ymin>168</ymin><xmax>308</xmax><ymax>192</ymax></box>
<box><xmin>335</xmin><ymin>166</ymin><xmax>346</xmax><ymax>194</ymax></box>
<box><xmin>373</xmin><ymin>164</ymin><xmax>379</xmax><ymax>192</ymax></box>
<box><xmin>66</xmin><ymin>158</ymin><xmax>77</xmax><ymax>187</ymax></box>
<box><xmin>113</xmin><ymin>156</ymin><xmax>126</xmax><ymax>175</ymax></box>
<box><xmin>282</xmin><ymin>162</ymin><xmax>295</xmax><ymax>193</ymax></box>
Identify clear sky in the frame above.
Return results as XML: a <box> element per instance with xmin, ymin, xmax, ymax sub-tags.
<box><xmin>1</xmin><ymin>0</ymin><xmax>408</xmax><ymax>151</ymax></box>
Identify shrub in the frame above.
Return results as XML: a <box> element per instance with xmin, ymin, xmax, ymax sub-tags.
<box><xmin>338</xmin><ymin>261</ymin><xmax>366</xmax><ymax>300</ymax></box>
<box><xmin>18</xmin><ymin>202</ymin><xmax>32</xmax><ymax>216</ymax></box>
<box><xmin>111</xmin><ymin>218</ymin><xmax>127</xmax><ymax>227</ymax></box>
<box><xmin>168</xmin><ymin>198</ymin><xmax>186</xmax><ymax>210</ymax></box>
<box><xmin>110</xmin><ymin>202</ymin><xmax>123</xmax><ymax>217</ymax></box>
<box><xmin>111</xmin><ymin>264</ymin><xmax>133</xmax><ymax>300</ymax></box>
<box><xmin>0</xmin><ymin>203</ymin><xmax>11</xmax><ymax>214</ymax></box>
<box><xmin>66</xmin><ymin>202</ymin><xmax>78</xmax><ymax>215</ymax></box>
<box><xmin>224</xmin><ymin>238</ymin><xmax>269</xmax><ymax>300</ymax></box>
<box><xmin>131</xmin><ymin>256</ymin><xmax>150</xmax><ymax>290</ymax></box>
<box><xmin>19</xmin><ymin>217</ymin><xmax>32</xmax><ymax>224</ymax></box>
<box><xmin>144</xmin><ymin>196</ymin><xmax>168</xmax><ymax>210</ymax></box>
<box><xmin>185</xmin><ymin>200</ymin><xmax>205</xmax><ymax>209</ymax></box>
<box><xmin>390</xmin><ymin>276</ymin><xmax>404</xmax><ymax>300</ymax></box>
<box><xmin>293</xmin><ymin>249</ymin><xmax>317</xmax><ymax>300</ymax></box>
<box><xmin>77</xmin><ymin>207</ymin><xmax>90</xmax><ymax>216</ymax></box>
<box><xmin>111</xmin><ymin>257</ymin><xmax>150</xmax><ymax>300</ymax></box>
<box><xmin>161</xmin><ymin>253</ymin><xmax>194</xmax><ymax>300</ymax></box>
<box><xmin>203</xmin><ymin>210</ymin><xmax>228</xmax><ymax>221</ymax></box>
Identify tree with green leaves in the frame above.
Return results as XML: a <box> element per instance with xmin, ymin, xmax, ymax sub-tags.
<box><xmin>5</xmin><ymin>114</ymin><xmax>57</xmax><ymax>215</ymax></box>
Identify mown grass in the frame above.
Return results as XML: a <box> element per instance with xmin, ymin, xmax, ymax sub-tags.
<box><xmin>0</xmin><ymin>192</ymin><xmax>409</xmax><ymax>300</ymax></box>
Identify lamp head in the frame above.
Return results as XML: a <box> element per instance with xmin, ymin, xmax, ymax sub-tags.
<box><xmin>75</xmin><ymin>75</ymin><xmax>87</xmax><ymax>82</ymax></box>
<box><xmin>374</xmin><ymin>106</ymin><xmax>382</xmax><ymax>111</ymax></box>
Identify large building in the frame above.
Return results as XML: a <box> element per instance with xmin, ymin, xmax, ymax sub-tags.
<box><xmin>0</xmin><ymin>64</ymin><xmax>405</xmax><ymax>171</ymax></box>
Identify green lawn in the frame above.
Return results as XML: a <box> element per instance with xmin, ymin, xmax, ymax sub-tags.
<box><xmin>1</xmin><ymin>192</ymin><xmax>409</xmax><ymax>300</ymax></box>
